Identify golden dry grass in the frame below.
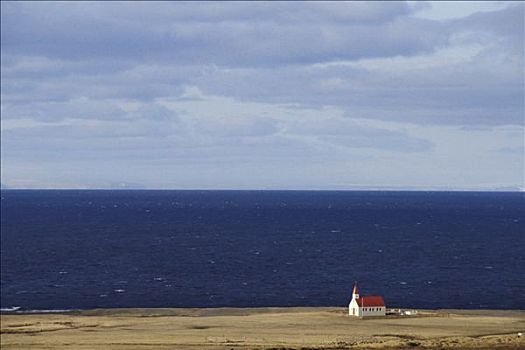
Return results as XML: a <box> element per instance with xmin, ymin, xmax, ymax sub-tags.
<box><xmin>1</xmin><ymin>307</ymin><xmax>524</xmax><ymax>349</ymax></box>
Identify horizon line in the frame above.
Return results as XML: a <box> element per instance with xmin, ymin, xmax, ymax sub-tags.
<box><xmin>1</xmin><ymin>187</ymin><xmax>524</xmax><ymax>193</ymax></box>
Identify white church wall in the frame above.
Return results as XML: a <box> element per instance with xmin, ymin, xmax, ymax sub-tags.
<box><xmin>360</xmin><ymin>306</ymin><xmax>385</xmax><ymax>316</ymax></box>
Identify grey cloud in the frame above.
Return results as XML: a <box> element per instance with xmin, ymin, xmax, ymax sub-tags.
<box><xmin>194</xmin><ymin>115</ymin><xmax>278</xmax><ymax>137</ymax></box>
<box><xmin>1</xmin><ymin>121</ymin><xmax>314</xmax><ymax>164</ymax></box>
<box><xmin>2</xmin><ymin>120</ymin><xmax>180</xmax><ymax>141</ymax></box>
<box><xmin>2</xmin><ymin>96</ymin><xmax>182</xmax><ymax>126</ymax></box>
<box><xmin>453</xmin><ymin>3</ymin><xmax>524</xmax><ymax>45</ymax></box>
<box><xmin>1</xmin><ymin>61</ymin><xmax>200</xmax><ymax>104</ymax></box>
<box><xmin>2</xmin><ymin>126</ymin><xmax>183</xmax><ymax>164</ymax></box>
<box><xmin>320</xmin><ymin>133</ymin><xmax>432</xmax><ymax>153</ymax></box>
<box><xmin>130</xmin><ymin>104</ymin><xmax>181</xmax><ymax>122</ymax></box>
<box><xmin>1</xmin><ymin>98</ymin><xmax>128</xmax><ymax>122</ymax></box>
<box><xmin>286</xmin><ymin>118</ymin><xmax>433</xmax><ymax>152</ymax></box>
<box><xmin>4</xmin><ymin>112</ymin><xmax>420</xmax><ymax>169</ymax></box>
<box><xmin>1</xmin><ymin>2</ymin><xmax>523</xmax><ymax>189</ymax></box>
<box><xmin>1</xmin><ymin>2</ymin><xmax>446</xmax><ymax>66</ymax></box>
<box><xmin>1</xmin><ymin>2</ymin><xmax>411</xmax><ymax>27</ymax></box>
<box><xmin>191</xmin><ymin>4</ymin><xmax>522</xmax><ymax>125</ymax></box>
<box><xmin>0</xmin><ymin>55</ymin><xmax>135</xmax><ymax>79</ymax></box>
<box><xmin>495</xmin><ymin>146</ymin><xmax>525</xmax><ymax>155</ymax></box>
<box><xmin>3</xmin><ymin>2</ymin><xmax>520</xmax><ymax>127</ymax></box>
<box><xmin>197</xmin><ymin>59</ymin><xmax>523</xmax><ymax>125</ymax></box>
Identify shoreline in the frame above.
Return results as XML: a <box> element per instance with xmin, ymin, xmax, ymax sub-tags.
<box><xmin>2</xmin><ymin>307</ymin><xmax>524</xmax><ymax>349</ymax></box>
<box><xmin>2</xmin><ymin>306</ymin><xmax>524</xmax><ymax>315</ymax></box>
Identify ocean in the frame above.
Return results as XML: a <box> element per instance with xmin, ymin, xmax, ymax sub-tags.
<box><xmin>1</xmin><ymin>190</ymin><xmax>524</xmax><ymax>312</ymax></box>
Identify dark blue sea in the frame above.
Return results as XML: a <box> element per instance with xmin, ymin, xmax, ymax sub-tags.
<box><xmin>1</xmin><ymin>190</ymin><xmax>524</xmax><ymax>312</ymax></box>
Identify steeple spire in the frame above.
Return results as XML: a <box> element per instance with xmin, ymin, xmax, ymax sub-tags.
<box><xmin>352</xmin><ymin>282</ymin><xmax>359</xmax><ymax>299</ymax></box>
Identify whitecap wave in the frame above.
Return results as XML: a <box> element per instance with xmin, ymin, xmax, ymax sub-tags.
<box><xmin>17</xmin><ymin>309</ymin><xmax>78</xmax><ymax>314</ymax></box>
<box><xmin>0</xmin><ymin>306</ymin><xmax>21</xmax><ymax>312</ymax></box>
<box><xmin>1</xmin><ymin>307</ymin><xmax>79</xmax><ymax>314</ymax></box>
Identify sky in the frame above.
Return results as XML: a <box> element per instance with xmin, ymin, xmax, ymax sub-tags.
<box><xmin>1</xmin><ymin>1</ymin><xmax>523</xmax><ymax>190</ymax></box>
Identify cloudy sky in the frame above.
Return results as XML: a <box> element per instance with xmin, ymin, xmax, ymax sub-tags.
<box><xmin>1</xmin><ymin>1</ymin><xmax>523</xmax><ymax>190</ymax></box>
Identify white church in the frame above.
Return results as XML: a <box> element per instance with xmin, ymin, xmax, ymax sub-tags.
<box><xmin>348</xmin><ymin>283</ymin><xmax>386</xmax><ymax>317</ymax></box>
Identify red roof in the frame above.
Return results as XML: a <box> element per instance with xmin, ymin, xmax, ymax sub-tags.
<box><xmin>357</xmin><ymin>296</ymin><xmax>385</xmax><ymax>307</ymax></box>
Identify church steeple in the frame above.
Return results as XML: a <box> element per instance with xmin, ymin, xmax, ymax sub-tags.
<box><xmin>352</xmin><ymin>282</ymin><xmax>359</xmax><ymax>299</ymax></box>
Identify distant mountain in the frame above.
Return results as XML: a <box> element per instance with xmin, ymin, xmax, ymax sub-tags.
<box><xmin>105</xmin><ymin>182</ymin><xmax>148</xmax><ymax>190</ymax></box>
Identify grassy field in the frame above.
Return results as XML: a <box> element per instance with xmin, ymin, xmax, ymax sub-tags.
<box><xmin>1</xmin><ymin>307</ymin><xmax>524</xmax><ymax>349</ymax></box>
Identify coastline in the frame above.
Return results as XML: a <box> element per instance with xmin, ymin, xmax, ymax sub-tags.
<box><xmin>2</xmin><ymin>307</ymin><xmax>524</xmax><ymax>349</ymax></box>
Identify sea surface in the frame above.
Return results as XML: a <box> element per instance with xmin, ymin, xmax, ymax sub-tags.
<box><xmin>1</xmin><ymin>190</ymin><xmax>524</xmax><ymax>312</ymax></box>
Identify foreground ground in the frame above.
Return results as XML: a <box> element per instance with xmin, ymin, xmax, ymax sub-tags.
<box><xmin>1</xmin><ymin>307</ymin><xmax>524</xmax><ymax>349</ymax></box>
